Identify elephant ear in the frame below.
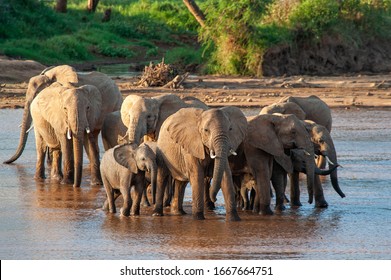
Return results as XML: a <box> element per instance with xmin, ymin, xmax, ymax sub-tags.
<box><xmin>37</xmin><ymin>84</ymin><xmax>68</xmax><ymax>134</ymax></box>
<box><xmin>220</xmin><ymin>106</ymin><xmax>248</xmax><ymax>151</ymax></box>
<box><xmin>274</xmin><ymin>154</ymin><xmax>293</xmax><ymax>173</ymax></box>
<box><xmin>247</xmin><ymin>114</ymin><xmax>285</xmax><ymax>157</ymax></box>
<box><xmin>120</xmin><ymin>95</ymin><xmax>143</xmax><ymax>128</ymax></box>
<box><xmin>80</xmin><ymin>85</ymin><xmax>102</xmax><ymax>128</ymax></box>
<box><xmin>43</xmin><ymin>65</ymin><xmax>79</xmax><ymax>86</ymax></box>
<box><xmin>166</xmin><ymin>108</ymin><xmax>205</xmax><ymax>159</ymax></box>
<box><xmin>113</xmin><ymin>144</ymin><xmax>138</xmax><ymax>173</ymax></box>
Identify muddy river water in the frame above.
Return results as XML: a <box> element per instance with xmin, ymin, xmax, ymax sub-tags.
<box><xmin>0</xmin><ymin>108</ymin><xmax>390</xmax><ymax>260</ymax></box>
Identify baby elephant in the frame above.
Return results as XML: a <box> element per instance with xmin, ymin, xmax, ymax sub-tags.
<box><xmin>100</xmin><ymin>143</ymin><xmax>157</xmax><ymax>216</ymax></box>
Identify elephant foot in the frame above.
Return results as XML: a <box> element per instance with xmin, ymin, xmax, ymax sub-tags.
<box><xmin>131</xmin><ymin>210</ymin><xmax>140</xmax><ymax>216</ymax></box>
<box><xmin>120</xmin><ymin>207</ymin><xmax>130</xmax><ymax>217</ymax></box>
<box><xmin>34</xmin><ymin>174</ymin><xmax>46</xmax><ymax>181</ymax></box>
<box><xmin>291</xmin><ymin>200</ymin><xmax>302</xmax><ymax>207</ymax></box>
<box><xmin>275</xmin><ymin>204</ymin><xmax>286</xmax><ymax>211</ymax></box>
<box><xmin>50</xmin><ymin>173</ymin><xmax>63</xmax><ymax>182</ymax></box>
<box><xmin>315</xmin><ymin>200</ymin><xmax>329</xmax><ymax>208</ymax></box>
<box><xmin>61</xmin><ymin>177</ymin><xmax>73</xmax><ymax>185</ymax></box>
<box><xmin>205</xmin><ymin>201</ymin><xmax>215</xmax><ymax>210</ymax></box>
<box><xmin>259</xmin><ymin>204</ymin><xmax>274</xmax><ymax>215</ymax></box>
<box><xmin>152</xmin><ymin>206</ymin><xmax>164</xmax><ymax>216</ymax></box>
<box><xmin>226</xmin><ymin>211</ymin><xmax>241</xmax><ymax>222</ymax></box>
<box><xmin>193</xmin><ymin>212</ymin><xmax>205</xmax><ymax>220</ymax></box>
<box><xmin>141</xmin><ymin>201</ymin><xmax>150</xmax><ymax>207</ymax></box>
<box><xmin>171</xmin><ymin>209</ymin><xmax>187</xmax><ymax>216</ymax></box>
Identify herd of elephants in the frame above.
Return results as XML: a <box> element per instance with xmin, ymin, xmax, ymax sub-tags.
<box><xmin>3</xmin><ymin>65</ymin><xmax>346</xmax><ymax>222</ymax></box>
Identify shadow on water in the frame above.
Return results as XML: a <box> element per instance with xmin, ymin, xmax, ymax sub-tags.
<box><xmin>0</xmin><ymin>108</ymin><xmax>390</xmax><ymax>259</ymax></box>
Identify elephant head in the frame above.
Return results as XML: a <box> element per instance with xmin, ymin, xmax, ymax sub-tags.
<box><xmin>303</xmin><ymin>120</ymin><xmax>345</xmax><ymax>198</ymax></box>
<box><xmin>259</xmin><ymin>102</ymin><xmax>306</xmax><ymax>120</ymax></box>
<box><xmin>61</xmin><ymin>85</ymin><xmax>102</xmax><ymax>188</ymax></box>
<box><xmin>4</xmin><ymin>65</ymin><xmax>79</xmax><ymax>164</ymax></box>
<box><xmin>247</xmin><ymin>113</ymin><xmax>317</xmax><ymax>204</ymax></box>
<box><xmin>166</xmin><ymin>107</ymin><xmax>248</xmax><ymax>207</ymax></box>
<box><xmin>120</xmin><ymin>94</ymin><xmax>202</xmax><ymax>145</ymax></box>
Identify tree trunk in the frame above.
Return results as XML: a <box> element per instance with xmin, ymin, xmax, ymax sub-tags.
<box><xmin>55</xmin><ymin>0</ymin><xmax>67</xmax><ymax>13</ymax></box>
<box><xmin>87</xmin><ymin>0</ymin><xmax>100</xmax><ymax>12</ymax></box>
<box><xmin>183</xmin><ymin>0</ymin><xmax>206</xmax><ymax>27</ymax></box>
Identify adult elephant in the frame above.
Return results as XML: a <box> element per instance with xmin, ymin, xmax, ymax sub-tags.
<box><xmin>260</xmin><ymin>96</ymin><xmax>332</xmax><ymax>130</ymax></box>
<box><xmin>260</xmin><ymin>95</ymin><xmax>332</xmax><ymax>168</ymax></box>
<box><xmin>153</xmin><ymin>107</ymin><xmax>247</xmax><ymax>221</ymax></box>
<box><xmin>229</xmin><ymin>114</ymin><xmax>317</xmax><ymax>214</ymax></box>
<box><xmin>4</xmin><ymin>65</ymin><xmax>122</xmax><ymax>164</ymax></box>
<box><xmin>31</xmin><ymin>83</ymin><xmax>102</xmax><ymax>188</ymax></box>
<box><xmin>119</xmin><ymin>94</ymin><xmax>208</xmax><ymax>146</ymax></box>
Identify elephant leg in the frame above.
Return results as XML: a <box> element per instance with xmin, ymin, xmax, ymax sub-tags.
<box><xmin>220</xmin><ymin>171</ymin><xmax>241</xmax><ymax>221</ymax></box>
<box><xmin>86</xmin><ymin>134</ymin><xmax>102</xmax><ymax>186</ymax></box>
<box><xmin>271</xmin><ymin>164</ymin><xmax>287</xmax><ymax>211</ymax></box>
<box><xmin>140</xmin><ymin>186</ymin><xmax>151</xmax><ymax>207</ymax></box>
<box><xmin>50</xmin><ymin>149</ymin><xmax>63</xmax><ymax>182</ymax></box>
<box><xmin>188</xmin><ymin>171</ymin><xmax>205</xmax><ymax>220</ymax></box>
<box><xmin>314</xmin><ymin>175</ymin><xmax>328</xmax><ymax>208</ymax></box>
<box><xmin>131</xmin><ymin>176</ymin><xmax>145</xmax><ymax>216</ymax></box>
<box><xmin>240</xmin><ymin>185</ymin><xmax>250</xmax><ymax>210</ymax></box>
<box><xmin>102</xmin><ymin>178</ymin><xmax>116</xmax><ymax>213</ymax></box>
<box><xmin>163</xmin><ymin>178</ymin><xmax>173</xmax><ymax>207</ymax></box>
<box><xmin>34</xmin><ymin>134</ymin><xmax>46</xmax><ymax>180</ymax></box>
<box><xmin>289</xmin><ymin>172</ymin><xmax>302</xmax><ymax>207</ymax></box>
<box><xmin>171</xmin><ymin>180</ymin><xmax>187</xmax><ymax>215</ymax></box>
<box><xmin>120</xmin><ymin>184</ymin><xmax>132</xmax><ymax>217</ymax></box>
<box><xmin>204</xmin><ymin>177</ymin><xmax>215</xmax><ymax>210</ymax></box>
<box><xmin>152</xmin><ymin>166</ymin><xmax>170</xmax><ymax>216</ymax></box>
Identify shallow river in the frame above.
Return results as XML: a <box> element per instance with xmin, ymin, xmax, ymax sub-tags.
<box><xmin>0</xmin><ymin>108</ymin><xmax>390</xmax><ymax>260</ymax></box>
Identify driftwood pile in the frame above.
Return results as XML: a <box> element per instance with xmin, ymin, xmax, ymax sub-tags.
<box><xmin>134</xmin><ymin>59</ymin><xmax>189</xmax><ymax>89</ymax></box>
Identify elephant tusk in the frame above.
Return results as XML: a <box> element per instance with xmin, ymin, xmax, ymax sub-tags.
<box><xmin>229</xmin><ymin>149</ymin><xmax>237</xmax><ymax>156</ymax></box>
<box><xmin>326</xmin><ymin>156</ymin><xmax>343</xmax><ymax>168</ymax></box>
<box><xmin>26</xmin><ymin>124</ymin><xmax>34</xmax><ymax>133</ymax></box>
<box><xmin>304</xmin><ymin>150</ymin><xmax>311</xmax><ymax>156</ymax></box>
<box><xmin>67</xmin><ymin>128</ymin><xmax>72</xmax><ymax>140</ymax></box>
<box><xmin>86</xmin><ymin>127</ymin><xmax>91</xmax><ymax>134</ymax></box>
<box><xmin>326</xmin><ymin>156</ymin><xmax>335</xmax><ymax>166</ymax></box>
<box><xmin>210</xmin><ymin>150</ymin><xmax>217</xmax><ymax>159</ymax></box>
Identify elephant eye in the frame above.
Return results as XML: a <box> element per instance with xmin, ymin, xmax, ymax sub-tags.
<box><xmin>229</xmin><ymin>127</ymin><xmax>233</xmax><ymax>131</ymax></box>
<box><xmin>204</xmin><ymin>128</ymin><xmax>209</xmax><ymax>132</ymax></box>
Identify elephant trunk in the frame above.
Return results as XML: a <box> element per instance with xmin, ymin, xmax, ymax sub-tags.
<box><xmin>150</xmin><ymin>161</ymin><xmax>158</xmax><ymax>205</ymax></box>
<box><xmin>209</xmin><ymin>135</ymin><xmax>229</xmax><ymax>203</ymax></box>
<box><xmin>3</xmin><ymin>102</ymin><xmax>32</xmax><ymax>164</ymax></box>
<box><xmin>73</xmin><ymin>135</ymin><xmax>84</xmax><ymax>188</ymax></box>
<box><xmin>304</xmin><ymin>151</ymin><xmax>316</xmax><ymax>204</ymax></box>
<box><xmin>313</xmin><ymin>164</ymin><xmax>339</xmax><ymax>175</ymax></box>
<box><xmin>322</xmin><ymin>141</ymin><xmax>345</xmax><ymax>198</ymax></box>
<box><xmin>127</xmin><ymin>116</ymin><xmax>145</xmax><ymax>145</ymax></box>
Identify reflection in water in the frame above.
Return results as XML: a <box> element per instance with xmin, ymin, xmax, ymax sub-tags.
<box><xmin>0</xmin><ymin>108</ymin><xmax>390</xmax><ymax>259</ymax></box>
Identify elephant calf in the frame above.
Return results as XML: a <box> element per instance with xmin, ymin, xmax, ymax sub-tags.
<box><xmin>100</xmin><ymin>143</ymin><xmax>157</xmax><ymax>216</ymax></box>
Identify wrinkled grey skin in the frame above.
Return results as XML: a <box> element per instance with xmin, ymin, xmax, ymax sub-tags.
<box><xmin>4</xmin><ymin>65</ymin><xmax>122</xmax><ymax>164</ymax></box>
<box><xmin>153</xmin><ymin>107</ymin><xmax>247</xmax><ymax>221</ymax></box>
<box><xmin>229</xmin><ymin>114</ymin><xmax>317</xmax><ymax>215</ymax></box>
<box><xmin>119</xmin><ymin>94</ymin><xmax>208</xmax><ymax>146</ymax></box>
<box><xmin>101</xmin><ymin>143</ymin><xmax>157</xmax><ymax>216</ymax></box>
<box><xmin>30</xmin><ymin>84</ymin><xmax>102</xmax><ymax>188</ymax></box>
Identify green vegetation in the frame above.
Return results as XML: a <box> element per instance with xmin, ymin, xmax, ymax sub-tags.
<box><xmin>1</xmin><ymin>0</ymin><xmax>390</xmax><ymax>76</ymax></box>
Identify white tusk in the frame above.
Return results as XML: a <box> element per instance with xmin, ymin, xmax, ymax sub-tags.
<box><xmin>210</xmin><ymin>150</ymin><xmax>217</xmax><ymax>159</ymax></box>
<box><xmin>229</xmin><ymin>149</ymin><xmax>237</xmax><ymax>156</ymax></box>
<box><xmin>304</xmin><ymin>150</ymin><xmax>311</xmax><ymax>156</ymax></box>
<box><xmin>19</xmin><ymin>123</ymin><xmax>22</xmax><ymax>128</ymax></box>
<box><xmin>67</xmin><ymin>128</ymin><xmax>72</xmax><ymax>140</ymax></box>
<box><xmin>326</xmin><ymin>156</ymin><xmax>336</xmax><ymax>166</ymax></box>
<box><xmin>86</xmin><ymin>127</ymin><xmax>91</xmax><ymax>134</ymax></box>
<box><xmin>26</xmin><ymin>124</ymin><xmax>34</xmax><ymax>133</ymax></box>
